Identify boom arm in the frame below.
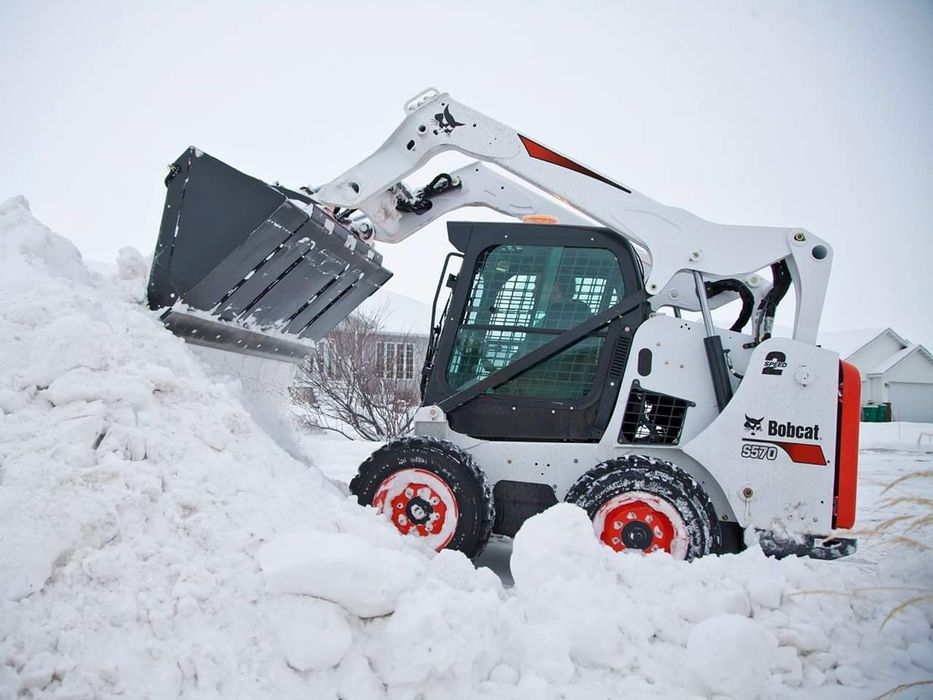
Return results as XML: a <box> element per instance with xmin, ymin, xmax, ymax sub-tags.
<box><xmin>313</xmin><ymin>88</ymin><xmax>832</xmax><ymax>343</ymax></box>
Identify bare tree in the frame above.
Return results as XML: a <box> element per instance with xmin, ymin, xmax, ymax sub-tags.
<box><xmin>292</xmin><ymin>309</ymin><xmax>421</xmax><ymax>441</ymax></box>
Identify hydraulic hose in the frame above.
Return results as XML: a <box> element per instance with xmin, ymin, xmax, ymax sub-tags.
<box><xmin>705</xmin><ymin>278</ymin><xmax>754</xmax><ymax>333</ymax></box>
<box><xmin>753</xmin><ymin>261</ymin><xmax>792</xmax><ymax>342</ymax></box>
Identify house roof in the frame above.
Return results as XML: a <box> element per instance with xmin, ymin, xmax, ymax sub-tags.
<box><xmin>356</xmin><ymin>290</ymin><xmax>432</xmax><ymax>336</ymax></box>
<box><xmin>865</xmin><ymin>343</ymin><xmax>933</xmax><ymax>376</ymax></box>
<box><xmin>818</xmin><ymin>327</ymin><xmax>909</xmax><ymax>360</ymax></box>
<box><xmin>818</xmin><ymin>327</ymin><xmax>933</xmax><ymax>376</ymax></box>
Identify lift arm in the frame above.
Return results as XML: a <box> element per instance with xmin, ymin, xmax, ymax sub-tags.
<box><xmin>312</xmin><ymin>89</ymin><xmax>832</xmax><ymax>343</ymax></box>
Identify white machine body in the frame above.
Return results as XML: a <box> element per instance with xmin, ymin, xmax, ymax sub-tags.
<box><xmin>413</xmin><ymin>318</ymin><xmax>842</xmax><ymax>537</ymax></box>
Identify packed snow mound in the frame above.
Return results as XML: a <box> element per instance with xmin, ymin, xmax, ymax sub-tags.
<box><xmin>1</xmin><ymin>196</ymin><xmax>931</xmax><ymax>698</ymax></box>
<box><xmin>0</xmin><ymin>197</ymin><xmax>449</xmax><ymax>697</ymax></box>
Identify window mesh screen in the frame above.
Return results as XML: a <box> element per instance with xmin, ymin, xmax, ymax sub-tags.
<box><xmin>618</xmin><ymin>382</ymin><xmax>690</xmax><ymax>445</ymax></box>
<box><xmin>447</xmin><ymin>244</ymin><xmax>624</xmax><ymax>399</ymax></box>
<box><xmin>493</xmin><ymin>336</ymin><xmax>605</xmax><ymax>399</ymax></box>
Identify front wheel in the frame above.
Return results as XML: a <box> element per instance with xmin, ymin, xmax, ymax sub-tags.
<box><xmin>350</xmin><ymin>437</ymin><xmax>494</xmax><ymax>558</ymax></box>
<box><xmin>565</xmin><ymin>455</ymin><xmax>721</xmax><ymax>560</ymax></box>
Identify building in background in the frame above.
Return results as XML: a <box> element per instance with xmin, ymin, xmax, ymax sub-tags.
<box><xmin>821</xmin><ymin>328</ymin><xmax>933</xmax><ymax>423</ymax></box>
<box><xmin>294</xmin><ymin>291</ymin><xmax>432</xmax><ymax>439</ymax></box>
<box><xmin>359</xmin><ymin>291</ymin><xmax>432</xmax><ymax>389</ymax></box>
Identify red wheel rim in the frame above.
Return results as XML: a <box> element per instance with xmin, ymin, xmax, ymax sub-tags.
<box><xmin>593</xmin><ymin>491</ymin><xmax>688</xmax><ymax>559</ymax></box>
<box><xmin>373</xmin><ymin>468</ymin><xmax>459</xmax><ymax>551</ymax></box>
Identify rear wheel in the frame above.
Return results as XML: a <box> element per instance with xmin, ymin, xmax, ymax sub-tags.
<box><xmin>350</xmin><ymin>437</ymin><xmax>494</xmax><ymax>558</ymax></box>
<box><xmin>565</xmin><ymin>455</ymin><xmax>721</xmax><ymax>560</ymax></box>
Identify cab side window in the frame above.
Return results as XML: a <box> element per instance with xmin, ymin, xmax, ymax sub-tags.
<box><xmin>447</xmin><ymin>245</ymin><xmax>624</xmax><ymax>400</ymax></box>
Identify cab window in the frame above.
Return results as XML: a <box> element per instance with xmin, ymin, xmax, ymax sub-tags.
<box><xmin>446</xmin><ymin>245</ymin><xmax>624</xmax><ymax>400</ymax></box>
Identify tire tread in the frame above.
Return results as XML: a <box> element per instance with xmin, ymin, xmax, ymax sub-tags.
<box><xmin>350</xmin><ymin>436</ymin><xmax>495</xmax><ymax>558</ymax></box>
<box><xmin>565</xmin><ymin>455</ymin><xmax>722</xmax><ymax>558</ymax></box>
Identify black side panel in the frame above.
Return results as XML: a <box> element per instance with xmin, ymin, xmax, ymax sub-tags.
<box><xmin>493</xmin><ymin>480</ymin><xmax>558</xmax><ymax>537</ymax></box>
<box><xmin>442</xmin><ymin>312</ymin><xmax>641</xmax><ymax>441</ymax></box>
<box><xmin>147</xmin><ymin>148</ymin><xmax>392</xmax><ymax>348</ymax></box>
<box><xmin>637</xmin><ymin>348</ymin><xmax>652</xmax><ymax>376</ymax></box>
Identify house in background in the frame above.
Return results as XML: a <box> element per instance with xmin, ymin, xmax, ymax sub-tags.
<box><xmin>356</xmin><ymin>290</ymin><xmax>431</xmax><ymax>386</ymax></box>
<box><xmin>295</xmin><ymin>291</ymin><xmax>433</xmax><ymax>440</ymax></box>
<box><xmin>820</xmin><ymin>328</ymin><xmax>933</xmax><ymax>423</ymax></box>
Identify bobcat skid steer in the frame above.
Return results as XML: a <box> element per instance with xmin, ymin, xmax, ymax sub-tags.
<box><xmin>147</xmin><ymin>88</ymin><xmax>860</xmax><ymax>560</ymax></box>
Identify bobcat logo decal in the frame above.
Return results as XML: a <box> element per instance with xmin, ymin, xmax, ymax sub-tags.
<box><xmin>433</xmin><ymin>105</ymin><xmax>464</xmax><ymax>135</ymax></box>
<box><xmin>744</xmin><ymin>415</ymin><xmax>764</xmax><ymax>435</ymax></box>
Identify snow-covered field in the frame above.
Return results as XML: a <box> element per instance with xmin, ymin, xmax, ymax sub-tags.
<box><xmin>1</xmin><ymin>196</ymin><xmax>931</xmax><ymax>699</ymax></box>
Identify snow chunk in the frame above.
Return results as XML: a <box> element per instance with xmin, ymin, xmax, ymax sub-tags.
<box><xmin>264</xmin><ymin>595</ymin><xmax>352</xmax><ymax>671</ymax></box>
<box><xmin>0</xmin><ymin>195</ymin><xmax>91</xmax><ymax>291</ymax></box>
<box><xmin>367</xmin><ymin>551</ymin><xmax>505</xmax><ymax>687</ymax></box>
<box><xmin>0</xmin><ymin>484</ymin><xmax>119</xmax><ymax>600</ymax></box>
<box><xmin>30</xmin><ymin>317</ymin><xmax>113</xmax><ymax>387</ymax></box>
<box><xmin>257</xmin><ymin>530</ymin><xmax>426</xmax><ymax>617</ymax></box>
<box><xmin>510</xmin><ymin>502</ymin><xmax>605</xmax><ymax>590</ymax></box>
<box><xmin>687</xmin><ymin>614</ymin><xmax>778</xmax><ymax>699</ymax></box>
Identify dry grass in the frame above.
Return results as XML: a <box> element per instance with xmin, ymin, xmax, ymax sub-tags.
<box><xmin>872</xmin><ymin>469</ymin><xmax>932</xmax><ymax>698</ymax></box>
<box><xmin>872</xmin><ymin>474</ymin><xmax>932</xmax><ymax>625</ymax></box>
<box><xmin>878</xmin><ymin>496</ymin><xmax>933</xmax><ymax>511</ymax></box>
<box><xmin>850</xmin><ymin>514</ymin><xmax>913</xmax><ymax>537</ymax></box>
<box><xmin>886</xmin><ymin>535</ymin><xmax>929</xmax><ymax>551</ymax></box>
<box><xmin>907</xmin><ymin>513</ymin><xmax>933</xmax><ymax>532</ymax></box>
<box><xmin>869</xmin><ymin>469</ymin><xmax>933</xmax><ymax>604</ymax></box>
<box><xmin>880</xmin><ymin>470</ymin><xmax>933</xmax><ymax>495</ymax></box>
<box><xmin>882</xmin><ymin>594</ymin><xmax>933</xmax><ymax>629</ymax></box>
<box><xmin>785</xmin><ymin>586</ymin><xmax>927</xmax><ymax>600</ymax></box>
<box><xmin>873</xmin><ymin>679</ymin><xmax>933</xmax><ymax>700</ymax></box>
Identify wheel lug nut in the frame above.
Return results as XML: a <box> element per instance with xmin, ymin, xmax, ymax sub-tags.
<box><xmin>613</xmin><ymin>521</ymin><xmax>622</xmax><ymax>530</ymax></box>
<box><xmin>654</xmin><ymin>527</ymin><xmax>663</xmax><ymax>538</ymax></box>
<box><xmin>626</xmin><ymin>512</ymin><xmax>636</xmax><ymax>520</ymax></box>
<box><xmin>645</xmin><ymin>515</ymin><xmax>653</xmax><ymax>523</ymax></box>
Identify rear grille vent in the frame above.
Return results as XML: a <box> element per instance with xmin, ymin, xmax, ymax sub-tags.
<box><xmin>608</xmin><ymin>336</ymin><xmax>632</xmax><ymax>380</ymax></box>
<box><xmin>618</xmin><ymin>381</ymin><xmax>692</xmax><ymax>445</ymax></box>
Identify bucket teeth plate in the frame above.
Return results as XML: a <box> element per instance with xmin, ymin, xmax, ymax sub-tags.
<box><xmin>147</xmin><ymin>148</ymin><xmax>392</xmax><ymax>361</ymax></box>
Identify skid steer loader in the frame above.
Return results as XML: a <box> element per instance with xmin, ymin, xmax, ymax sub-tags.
<box><xmin>148</xmin><ymin>88</ymin><xmax>860</xmax><ymax>560</ymax></box>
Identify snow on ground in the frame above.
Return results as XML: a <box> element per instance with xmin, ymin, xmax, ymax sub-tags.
<box><xmin>1</xmin><ymin>196</ymin><xmax>932</xmax><ymax>699</ymax></box>
<box><xmin>861</xmin><ymin>422</ymin><xmax>933</xmax><ymax>453</ymax></box>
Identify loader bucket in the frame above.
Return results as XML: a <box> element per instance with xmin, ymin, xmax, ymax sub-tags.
<box><xmin>148</xmin><ymin>148</ymin><xmax>392</xmax><ymax>362</ymax></box>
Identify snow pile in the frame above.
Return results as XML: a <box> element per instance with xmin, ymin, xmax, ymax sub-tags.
<box><xmin>0</xmin><ymin>196</ymin><xmax>434</xmax><ymax>697</ymax></box>
<box><xmin>860</xmin><ymin>421</ymin><xmax>933</xmax><ymax>452</ymax></box>
<box><xmin>503</xmin><ymin>504</ymin><xmax>931</xmax><ymax>697</ymax></box>
<box><xmin>687</xmin><ymin>615</ymin><xmax>778</xmax><ymax>698</ymax></box>
<box><xmin>1</xmin><ymin>196</ymin><xmax>931</xmax><ymax>698</ymax></box>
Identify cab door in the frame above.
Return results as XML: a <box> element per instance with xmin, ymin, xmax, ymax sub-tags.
<box><xmin>423</xmin><ymin>222</ymin><xmax>647</xmax><ymax>442</ymax></box>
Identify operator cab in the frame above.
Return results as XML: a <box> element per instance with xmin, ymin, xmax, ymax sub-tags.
<box><xmin>422</xmin><ymin>221</ymin><xmax>648</xmax><ymax>442</ymax></box>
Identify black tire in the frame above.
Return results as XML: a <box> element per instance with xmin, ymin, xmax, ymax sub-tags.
<box><xmin>565</xmin><ymin>455</ymin><xmax>722</xmax><ymax>559</ymax></box>
<box><xmin>350</xmin><ymin>436</ymin><xmax>495</xmax><ymax>558</ymax></box>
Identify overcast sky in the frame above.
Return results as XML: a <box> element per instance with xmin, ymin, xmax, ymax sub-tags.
<box><xmin>2</xmin><ymin>1</ymin><xmax>931</xmax><ymax>344</ymax></box>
